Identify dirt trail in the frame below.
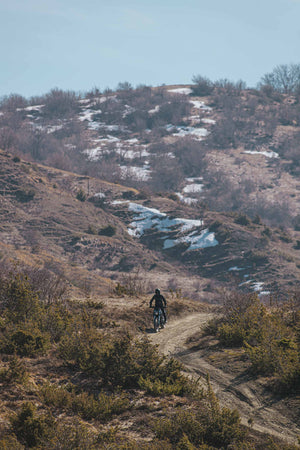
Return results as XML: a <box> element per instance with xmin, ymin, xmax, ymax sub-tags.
<box><xmin>150</xmin><ymin>313</ymin><xmax>300</xmax><ymax>445</ymax></box>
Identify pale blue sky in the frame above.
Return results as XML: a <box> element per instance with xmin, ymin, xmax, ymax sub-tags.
<box><xmin>0</xmin><ymin>0</ymin><xmax>299</xmax><ymax>97</ymax></box>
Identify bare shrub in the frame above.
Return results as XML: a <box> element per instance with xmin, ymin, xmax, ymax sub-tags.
<box><xmin>117</xmin><ymin>81</ymin><xmax>133</xmax><ymax>91</ymax></box>
<box><xmin>245</xmin><ymin>195</ymin><xmax>293</xmax><ymax>227</ymax></box>
<box><xmin>173</xmin><ymin>137</ymin><xmax>207</xmax><ymax>176</ymax></box>
<box><xmin>155</xmin><ymin>97</ymin><xmax>191</xmax><ymax>125</ymax></box>
<box><xmin>214</xmin><ymin>78</ymin><xmax>247</xmax><ymax>95</ymax></box>
<box><xmin>148</xmin><ymin>155</ymin><xmax>184</xmax><ymax>192</ymax></box>
<box><xmin>0</xmin><ymin>94</ymin><xmax>27</xmax><ymax>111</ymax></box>
<box><xmin>43</xmin><ymin>88</ymin><xmax>79</xmax><ymax>118</ymax></box>
<box><xmin>207</xmin><ymin>116</ymin><xmax>237</xmax><ymax>148</ymax></box>
<box><xmin>114</xmin><ymin>269</ymin><xmax>149</xmax><ymax>297</ymax></box>
<box><xmin>191</xmin><ymin>75</ymin><xmax>214</xmax><ymax>96</ymax></box>
<box><xmin>0</xmin><ymin>126</ymin><xmax>17</xmax><ymax>150</ymax></box>
<box><xmin>259</xmin><ymin>63</ymin><xmax>300</xmax><ymax>94</ymax></box>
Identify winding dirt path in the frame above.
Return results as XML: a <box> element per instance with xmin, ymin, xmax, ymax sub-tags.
<box><xmin>150</xmin><ymin>313</ymin><xmax>300</xmax><ymax>445</ymax></box>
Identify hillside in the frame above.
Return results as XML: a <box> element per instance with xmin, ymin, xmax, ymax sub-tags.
<box><xmin>0</xmin><ymin>82</ymin><xmax>300</xmax><ymax>448</ymax></box>
<box><xmin>0</xmin><ymin>83</ymin><xmax>299</xmax><ymax>296</ymax></box>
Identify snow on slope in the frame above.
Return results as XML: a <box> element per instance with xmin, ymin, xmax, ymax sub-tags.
<box><xmin>244</xmin><ymin>150</ymin><xmax>279</xmax><ymax>158</ymax></box>
<box><xmin>168</xmin><ymin>87</ymin><xmax>192</xmax><ymax>95</ymax></box>
<box><xmin>114</xmin><ymin>202</ymin><xmax>218</xmax><ymax>251</ymax></box>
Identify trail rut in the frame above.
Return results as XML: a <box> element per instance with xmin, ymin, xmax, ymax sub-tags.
<box><xmin>150</xmin><ymin>313</ymin><xmax>300</xmax><ymax>444</ymax></box>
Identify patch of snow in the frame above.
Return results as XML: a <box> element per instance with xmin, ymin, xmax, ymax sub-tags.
<box><xmin>185</xmin><ymin>177</ymin><xmax>203</xmax><ymax>182</ymax></box>
<box><xmin>120</xmin><ymin>148</ymin><xmax>150</xmax><ymax>159</ymax></box>
<box><xmin>64</xmin><ymin>143</ymin><xmax>76</xmax><ymax>150</ymax></box>
<box><xmin>259</xmin><ymin>291</ymin><xmax>271</xmax><ymax>297</ymax></box>
<box><xmin>202</xmin><ymin>118</ymin><xmax>216</xmax><ymax>124</ymax></box>
<box><xmin>95</xmin><ymin>135</ymin><xmax>120</xmax><ymax>143</ymax></box>
<box><xmin>244</xmin><ymin>150</ymin><xmax>279</xmax><ymax>158</ymax></box>
<box><xmin>164</xmin><ymin>229</ymin><xmax>218</xmax><ymax>250</ymax></box>
<box><xmin>24</xmin><ymin>105</ymin><xmax>44</xmax><ymax>111</ymax></box>
<box><xmin>124</xmin><ymin>202</ymin><xmax>218</xmax><ymax>251</ymax></box>
<box><xmin>122</xmin><ymin>105</ymin><xmax>135</xmax><ymax>118</ymax></box>
<box><xmin>176</xmin><ymin>193</ymin><xmax>198</xmax><ymax>205</ymax></box>
<box><xmin>94</xmin><ymin>192</ymin><xmax>106</xmax><ymax>198</ymax></box>
<box><xmin>183</xmin><ymin>183</ymin><xmax>203</xmax><ymax>194</ymax></box>
<box><xmin>112</xmin><ymin>200</ymin><xmax>128</xmax><ymax>205</ymax></box>
<box><xmin>85</xmin><ymin>147</ymin><xmax>102</xmax><ymax>160</ymax></box>
<box><xmin>190</xmin><ymin>100</ymin><xmax>212</xmax><ymax>111</ymax></box>
<box><xmin>79</xmin><ymin>108</ymin><xmax>102</xmax><ymax>130</ymax></box>
<box><xmin>101</xmin><ymin>124</ymin><xmax>127</xmax><ymax>132</ymax></box>
<box><xmin>79</xmin><ymin>98</ymin><xmax>91</xmax><ymax>104</ymax></box>
<box><xmin>228</xmin><ymin>266</ymin><xmax>246</xmax><ymax>271</ymax></box>
<box><xmin>30</xmin><ymin>123</ymin><xmax>64</xmax><ymax>134</ymax></box>
<box><xmin>127</xmin><ymin>203</ymin><xmax>203</xmax><ymax>237</ymax></box>
<box><xmin>189</xmin><ymin>115</ymin><xmax>202</xmax><ymax>123</ymax></box>
<box><xmin>126</xmin><ymin>138</ymin><xmax>139</xmax><ymax>144</ymax></box>
<box><xmin>169</xmin><ymin>125</ymin><xmax>208</xmax><ymax>140</ymax></box>
<box><xmin>120</xmin><ymin>165</ymin><xmax>151</xmax><ymax>181</ymax></box>
<box><xmin>252</xmin><ymin>282</ymin><xmax>265</xmax><ymax>292</ymax></box>
<box><xmin>148</xmin><ymin>105</ymin><xmax>160</xmax><ymax>114</ymax></box>
<box><xmin>239</xmin><ymin>280</ymin><xmax>270</xmax><ymax>296</ymax></box>
<box><xmin>98</xmin><ymin>95</ymin><xmax>117</xmax><ymax>103</ymax></box>
<box><xmin>239</xmin><ymin>280</ymin><xmax>254</xmax><ymax>286</ymax></box>
<box><xmin>85</xmin><ymin>138</ymin><xmax>149</xmax><ymax>161</ymax></box>
<box><xmin>168</xmin><ymin>88</ymin><xmax>192</xmax><ymax>95</ymax></box>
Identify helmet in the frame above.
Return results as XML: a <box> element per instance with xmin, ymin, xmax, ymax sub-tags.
<box><xmin>155</xmin><ymin>288</ymin><xmax>160</xmax><ymax>295</ymax></box>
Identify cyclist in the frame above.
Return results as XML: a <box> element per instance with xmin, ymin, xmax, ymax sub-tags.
<box><xmin>150</xmin><ymin>289</ymin><xmax>167</xmax><ymax>323</ymax></box>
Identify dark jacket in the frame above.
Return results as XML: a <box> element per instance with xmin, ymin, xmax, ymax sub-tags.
<box><xmin>150</xmin><ymin>293</ymin><xmax>167</xmax><ymax>309</ymax></box>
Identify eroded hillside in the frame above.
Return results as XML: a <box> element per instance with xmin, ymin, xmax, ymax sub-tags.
<box><xmin>0</xmin><ymin>150</ymin><xmax>299</xmax><ymax>299</ymax></box>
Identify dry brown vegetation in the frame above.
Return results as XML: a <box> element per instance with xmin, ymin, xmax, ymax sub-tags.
<box><xmin>0</xmin><ymin>72</ymin><xmax>300</xmax><ymax>447</ymax></box>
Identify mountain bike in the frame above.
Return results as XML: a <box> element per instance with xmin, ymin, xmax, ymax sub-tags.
<box><xmin>151</xmin><ymin>306</ymin><xmax>166</xmax><ymax>332</ymax></box>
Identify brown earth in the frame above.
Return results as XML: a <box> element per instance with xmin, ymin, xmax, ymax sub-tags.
<box><xmin>150</xmin><ymin>312</ymin><xmax>300</xmax><ymax>445</ymax></box>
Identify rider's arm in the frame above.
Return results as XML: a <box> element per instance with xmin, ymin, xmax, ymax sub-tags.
<box><xmin>162</xmin><ymin>295</ymin><xmax>167</xmax><ymax>306</ymax></box>
<box><xmin>150</xmin><ymin>296</ymin><xmax>154</xmax><ymax>307</ymax></box>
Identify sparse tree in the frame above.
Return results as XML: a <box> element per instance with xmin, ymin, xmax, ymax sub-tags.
<box><xmin>43</xmin><ymin>88</ymin><xmax>79</xmax><ymax>118</ymax></box>
<box><xmin>117</xmin><ymin>81</ymin><xmax>133</xmax><ymax>91</ymax></box>
<box><xmin>0</xmin><ymin>94</ymin><xmax>27</xmax><ymax>111</ymax></box>
<box><xmin>259</xmin><ymin>63</ymin><xmax>300</xmax><ymax>94</ymax></box>
<box><xmin>0</xmin><ymin>126</ymin><xmax>17</xmax><ymax>150</ymax></box>
<box><xmin>191</xmin><ymin>75</ymin><xmax>214</xmax><ymax>96</ymax></box>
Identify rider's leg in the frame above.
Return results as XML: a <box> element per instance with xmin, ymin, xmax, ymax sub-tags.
<box><xmin>162</xmin><ymin>308</ymin><xmax>167</xmax><ymax>322</ymax></box>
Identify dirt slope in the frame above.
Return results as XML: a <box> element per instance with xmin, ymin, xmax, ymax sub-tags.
<box><xmin>150</xmin><ymin>313</ymin><xmax>300</xmax><ymax>445</ymax></box>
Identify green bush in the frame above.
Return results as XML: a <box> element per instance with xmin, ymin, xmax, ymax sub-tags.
<box><xmin>10</xmin><ymin>402</ymin><xmax>55</xmax><ymax>448</ymax></box>
<box><xmin>59</xmin><ymin>331</ymin><xmax>195</xmax><ymax>395</ymax></box>
<box><xmin>5</xmin><ymin>328</ymin><xmax>50</xmax><ymax>357</ymax></box>
<box><xmin>40</xmin><ymin>383</ymin><xmax>130</xmax><ymax>421</ymax></box>
<box><xmin>76</xmin><ymin>188</ymin><xmax>87</xmax><ymax>202</ymax></box>
<box><xmin>1</xmin><ymin>274</ymin><xmax>42</xmax><ymax>323</ymax></box>
<box><xmin>215</xmin><ymin>292</ymin><xmax>300</xmax><ymax>393</ymax></box>
<box><xmin>40</xmin><ymin>304</ymin><xmax>72</xmax><ymax>343</ymax></box>
<box><xmin>98</xmin><ymin>225</ymin><xmax>116</xmax><ymax>236</ymax></box>
<box><xmin>218</xmin><ymin>322</ymin><xmax>246</xmax><ymax>347</ymax></box>
<box><xmin>234</xmin><ymin>213</ymin><xmax>251</xmax><ymax>226</ymax></box>
<box><xmin>87</xmin><ymin>224</ymin><xmax>98</xmax><ymax>235</ymax></box>
<box><xmin>58</xmin><ymin>327</ymin><xmax>106</xmax><ymax>374</ymax></box>
<box><xmin>0</xmin><ymin>435</ymin><xmax>24</xmax><ymax>449</ymax></box>
<box><xmin>47</xmin><ymin>420</ymin><xmax>98</xmax><ymax>449</ymax></box>
<box><xmin>154</xmin><ymin>380</ymin><xmax>247</xmax><ymax>447</ymax></box>
<box><xmin>0</xmin><ymin>355</ymin><xmax>28</xmax><ymax>384</ymax></box>
<box><xmin>15</xmin><ymin>188</ymin><xmax>35</xmax><ymax>202</ymax></box>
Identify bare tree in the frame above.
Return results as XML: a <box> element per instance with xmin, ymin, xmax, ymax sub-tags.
<box><xmin>191</xmin><ymin>75</ymin><xmax>214</xmax><ymax>96</ymax></box>
<box><xmin>0</xmin><ymin>93</ymin><xmax>27</xmax><ymax>111</ymax></box>
<box><xmin>259</xmin><ymin>63</ymin><xmax>300</xmax><ymax>94</ymax></box>
<box><xmin>43</xmin><ymin>88</ymin><xmax>79</xmax><ymax>118</ymax></box>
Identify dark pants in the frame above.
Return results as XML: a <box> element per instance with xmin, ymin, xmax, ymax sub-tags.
<box><xmin>161</xmin><ymin>308</ymin><xmax>167</xmax><ymax>322</ymax></box>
